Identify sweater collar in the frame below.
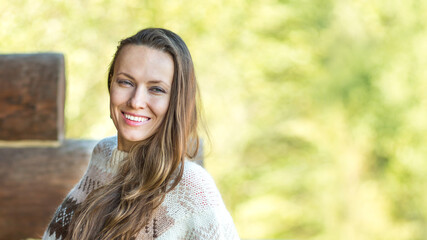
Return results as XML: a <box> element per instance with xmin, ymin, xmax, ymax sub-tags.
<box><xmin>107</xmin><ymin>148</ymin><xmax>129</xmax><ymax>172</ymax></box>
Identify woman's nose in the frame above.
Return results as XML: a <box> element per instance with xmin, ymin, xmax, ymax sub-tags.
<box><xmin>128</xmin><ymin>87</ymin><xmax>148</xmax><ymax>109</ymax></box>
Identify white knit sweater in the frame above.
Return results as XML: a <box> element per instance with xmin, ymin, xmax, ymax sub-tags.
<box><xmin>43</xmin><ymin>136</ymin><xmax>240</xmax><ymax>240</ymax></box>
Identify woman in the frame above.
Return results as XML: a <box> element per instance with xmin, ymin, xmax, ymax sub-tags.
<box><xmin>43</xmin><ymin>28</ymin><xmax>239</xmax><ymax>240</ymax></box>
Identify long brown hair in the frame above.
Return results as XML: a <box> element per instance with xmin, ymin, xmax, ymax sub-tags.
<box><xmin>66</xmin><ymin>28</ymin><xmax>199</xmax><ymax>240</ymax></box>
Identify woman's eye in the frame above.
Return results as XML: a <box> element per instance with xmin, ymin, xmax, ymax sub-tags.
<box><xmin>117</xmin><ymin>79</ymin><xmax>133</xmax><ymax>86</ymax></box>
<box><xmin>151</xmin><ymin>87</ymin><xmax>166</xmax><ymax>93</ymax></box>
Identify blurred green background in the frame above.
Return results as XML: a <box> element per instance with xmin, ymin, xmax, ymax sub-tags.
<box><xmin>2</xmin><ymin>0</ymin><xmax>427</xmax><ymax>239</ymax></box>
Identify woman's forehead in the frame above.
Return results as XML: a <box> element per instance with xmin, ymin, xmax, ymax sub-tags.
<box><xmin>114</xmin><ymin>45</ymin><xmax>174</xmax><ymax>84</ymax></box>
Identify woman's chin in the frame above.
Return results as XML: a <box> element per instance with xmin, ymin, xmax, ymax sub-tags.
<box><xmin>124</xmin><ymin>132</ymin><xmax>153</xmax><ymax>142</ymax></box>
<box><xmin>124</xmin><ymin>136</ymin><xmax>145</xmax><ymax>143</ymax></box>
<box><xmin>117</xmin><ymin>133</ymin><xmax>145</xmax><ymax>148</ymax></box>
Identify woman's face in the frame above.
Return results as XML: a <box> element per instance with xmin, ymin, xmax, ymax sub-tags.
<box><xmin>109</xmin><ymin>45</ymin><xmax>174</xmax><ymax>151</ymax></box>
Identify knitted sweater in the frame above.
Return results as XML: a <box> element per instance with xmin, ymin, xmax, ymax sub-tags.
<box><xmin>43</xmin><ymin>136</ymin><xmax>240</xmax><ymax>240</ymax></box>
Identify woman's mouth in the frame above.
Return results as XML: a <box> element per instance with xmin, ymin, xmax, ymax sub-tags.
<box><xmin>122</xmin><ymin>112</ymin><xmax>150</xmax><ymax>125</ymax></box>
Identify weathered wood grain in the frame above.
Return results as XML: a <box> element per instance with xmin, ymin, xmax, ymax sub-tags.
<box><xmin>0</xmin><ymin>139</ymin><xmax>97</xmax><ymax>240</ymax></box>
<box><xmin>0</xmin><ymin>53</ymin><xmax>65</xmax><ymax>141</ymax></box>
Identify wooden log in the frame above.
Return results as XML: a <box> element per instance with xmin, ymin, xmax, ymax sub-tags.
<box><xmin>0</xmin><ymin>139</ymin><xmax>97</xmax><ymax>240</ymax></box>
<box><xmin>0</xmin><ymin>53</ymin><xmax>65</xmax><ymax>142</ymax></box>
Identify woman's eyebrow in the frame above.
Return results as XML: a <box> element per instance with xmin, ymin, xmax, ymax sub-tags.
<box><xmin>149</xmin><ymin>80</ymin><xmax>171</xmax><ymax>90</ymax></box>
<box><xmin>117</xmin><ymin>72</ymin><xmax>135</xmax><ymax>80</ymax></box>
<box><xmin>148</xmin><ymin>80</ymin><xmax>167</xmax><ymax>84</ymax></box>
<box><xmin>117</xmin><ymin>72</ymin><xmax>170</xmax><ymax>87</ymax></box>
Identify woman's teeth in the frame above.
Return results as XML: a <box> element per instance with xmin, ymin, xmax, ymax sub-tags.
<box><xmin>124</xmin><ymin>114</ymin><xmax>149</xmax><ymax>122</ymax></box>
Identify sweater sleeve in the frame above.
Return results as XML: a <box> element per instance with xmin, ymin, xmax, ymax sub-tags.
<box><xmin>180</xmin><ymin>163</ymin><xmax>240</xmax><ymax>240</ymax></box>
<box><xmin>155</xmin><ymin>161</ymin><xmax>240</xmax><ymax>240</ymax></box>
<box><xmin>178</xmin><ymin>205</ymin><xmax>240</xmax><ymax>240</ymax></box>
<box><xmin>42</xmin><ymin>136</ymin><xmax>122</xmax><ymax>240</ymax></box>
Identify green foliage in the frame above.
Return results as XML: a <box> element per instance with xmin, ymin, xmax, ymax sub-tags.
<box><xmin>3</xmin><ymin>0</ymin><xmax>427</xmax><ymax>239</ymax></box>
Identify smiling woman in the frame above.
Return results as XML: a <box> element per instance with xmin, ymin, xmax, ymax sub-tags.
<box><xmin>110</xmin><ymin>45</ymin><xmax>173</xmax><ymax>151</ymax></box>
<box><xmin>42</xmin><ymin>28</ymin><xmax>240</xmax><ymax>240</ymax></box>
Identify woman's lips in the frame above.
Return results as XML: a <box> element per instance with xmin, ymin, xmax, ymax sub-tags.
<box><xmin>121</xmin><ymin>111</ymin><xmax>150</xmax><ymax>126</ymax></box>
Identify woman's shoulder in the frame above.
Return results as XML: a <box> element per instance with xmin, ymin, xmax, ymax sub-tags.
<box><xmin>158</xmin><ymin>161</ymin><xmax>240</xmax><ymax>239</ymax></box>
<box><xmin>181</xmin><ymin>161</ymin><xmax>215</xmax><ymax>184</ymax></box>
<box><xmin>93</xmin><ymin>136</ymin><xmax>118</xmax><ymax>153</ymax></box>
<box><xmin>88</xmin><ymin>136</ymin><xmax>118</xmax><ymax>169</ymax></box>
<box><xmin>167</xmin><ymin>161</ymin><xmax>225</xmax><ymax>209</ymax></box>
<box><xmin>182</xmin><ymin>161</ymin><xmax>218</xmax><ymax>189</ymax></box>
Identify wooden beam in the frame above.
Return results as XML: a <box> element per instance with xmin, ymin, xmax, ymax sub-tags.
<box><xmin>0</xmin><ymin>53</ymin><xmax>65</xmax><ymax>142</ymax></box>
<box><xmin>0</xmin><ymin>140</ymin><xmax>97</xmax><ymax>240</ymax></box>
